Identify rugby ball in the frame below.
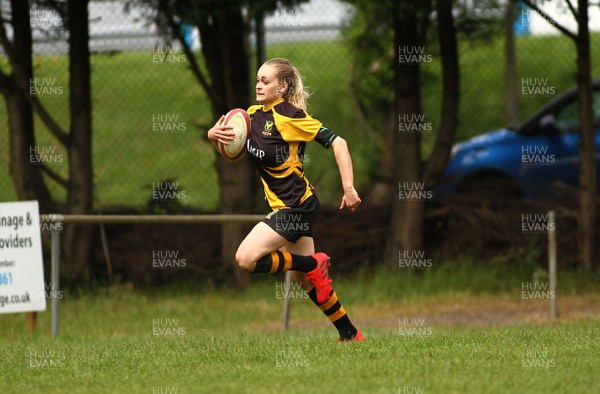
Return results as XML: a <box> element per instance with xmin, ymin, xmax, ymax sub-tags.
<box><xmin>218</xmin><ymin>108</ymin><xmax>250</xmax><ymax>161</ymax></box>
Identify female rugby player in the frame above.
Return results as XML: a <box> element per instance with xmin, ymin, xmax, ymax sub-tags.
<box><xmin>207</xmin><ymin>58</ymin><xmax>364</xmax><ymax>342</ymax></box>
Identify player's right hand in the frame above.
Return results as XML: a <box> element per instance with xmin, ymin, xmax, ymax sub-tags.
<box><xmin>340</xmin><ymin>186</ymin><xmax>361</xmax><ymax>212</ymax></box>
<box><xmin>207</xmin><ymin>115</ymin><xmax>235</xmax><ymax>145</ymax></box>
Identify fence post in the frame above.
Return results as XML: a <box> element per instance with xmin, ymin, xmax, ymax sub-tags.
<box><xmin>548</xmin><ymin>210</ymin><xmax>557</xmax><ymax>320</ymax></box>
<box><xmin>281</xmin><ymin>271</ymin><xmax>292</xmax><ymax>330</ymax></box>
<box><xmin>51</xmin><ymin>215</ymin><xmax>63</xmax><ymax>339</ymax></box>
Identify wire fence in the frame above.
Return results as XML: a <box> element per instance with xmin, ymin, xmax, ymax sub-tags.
<box><xmin>1</xmin><ymin>0</ymin><xmax>599</xmax><ymax>213</ymax></box>
<box><xmin>1</xmin><ymin>0</ymin><xmax>357</xmax><ymax>211</ymax></box>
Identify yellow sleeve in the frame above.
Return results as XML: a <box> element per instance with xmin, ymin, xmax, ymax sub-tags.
<box><xmin>273</xmin><ymin>110</ymin><xmax>323</xmax><ymax>142</ymax></box>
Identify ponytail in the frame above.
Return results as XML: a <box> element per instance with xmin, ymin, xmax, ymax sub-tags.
<box><xmin>263</xmin><ymin>58</ymin><xmax>310</xmax><ymax>111</ymax></box>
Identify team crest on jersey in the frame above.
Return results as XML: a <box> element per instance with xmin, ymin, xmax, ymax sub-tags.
<box><xmin>262</xmin><ymin>120</ymin><xmax>274</xmax><ymax>136</ymax></box>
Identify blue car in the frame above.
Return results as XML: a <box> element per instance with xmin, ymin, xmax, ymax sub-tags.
<box><xmin>436</xmin><ymin>79</ymin><xmax>600</xmax><ymax>198</ymax></box>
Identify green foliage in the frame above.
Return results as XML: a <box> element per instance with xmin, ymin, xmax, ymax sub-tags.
<box><xmin>340</xmin><ymin>0</ymin><xmax>504</xmax><ymax>157</ymax></box>
<box><xmin>340</xmin><ymin>1</ymin><xmax>394</xmax><ymax>132</ymax></box>
<box><xmin>453</xmin><ymin>0</ymin><xmax>504</xmax><ymax>42</ymax></box>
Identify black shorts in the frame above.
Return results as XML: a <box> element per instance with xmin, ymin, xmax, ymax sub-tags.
<box><xmin>263</xmin><ymin>195</ymin><xmax>320</xmax><ymax>243</ymax></box>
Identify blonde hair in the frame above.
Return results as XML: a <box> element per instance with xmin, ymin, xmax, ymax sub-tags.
<box><xmin>263</xmin><ymin>58</ymin><xmax>310</xmax><ymax>111</ymax></box>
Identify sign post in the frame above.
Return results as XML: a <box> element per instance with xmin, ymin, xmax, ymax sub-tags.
<box><xmin>0</xmin><ymin>201</ymin><xmax>47</xmax><ymax>318</ymax></box>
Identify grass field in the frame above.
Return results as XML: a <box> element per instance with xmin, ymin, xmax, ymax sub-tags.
<box><xmin>1</xmin><ymin>264</ymin><xmax>599</xmax><ymax>393</ymax></box>
<box><xmin>3</xmin><ymin>322</ymin><xmax>599</xmax><ymax>393</ymax></box>
<box><xmin>2</xmin><ymin>34</ymin><xmax>600</xmax><ymax>209</ymax></box>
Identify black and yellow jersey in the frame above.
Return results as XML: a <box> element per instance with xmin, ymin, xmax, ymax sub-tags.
<box><xmin>246</xmin><ymin>97</ymin><xmax>337</xmax><ymax>210</ymax></box>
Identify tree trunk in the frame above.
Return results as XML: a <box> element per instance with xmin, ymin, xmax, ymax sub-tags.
<box><xmin>385</xmin><ymin>2</ymin><xmax>425</xmax><ymax>269</ymax></box>
<box><xmin>504</xmin><ymin>0</ymin><xmax>520</xmax><ymax>126</ymax></box>
<box><xmin>423</xmin><ymin>0</ymin><xmax>460</xmax><ymax>189</ymax></box>
<box><xmin>575</xmin><ymin>0</ymin><xmax>595</xmax><ymax>268</ymax></box>
<box><xmin>199</xmin><ymin>6</ymin><xmax>254</xmax><ymax>289</ymax></box>
<box><xmin>5</xmin><ymin>0</ymin><xmax>54</xmax><ymax>212</ymax></box>
<box><xmin>255</xmin><ymin>9</ymin><xmax>266</xmax><ymax>71</ymax></box>
<box><xmin>63</xmin><ymin>0</ymin><xmax>94</xmax><ymax>283</ymax></box>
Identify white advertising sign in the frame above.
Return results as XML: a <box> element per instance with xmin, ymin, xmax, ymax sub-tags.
<box><xmin>0</xmin><ymin>201</ymin><xmax>47</xmax><ymax>313</ymax></box>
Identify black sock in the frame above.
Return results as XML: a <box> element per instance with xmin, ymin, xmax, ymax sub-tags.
<box><xmin>253</xmin><ymin>251</ymin><xmax>317</xmax><ymax>273</ymax></box>
<box><xmin>307</xmin><ymin>287</ymin><xmax>358</xmax><ymax>340</ymax></box>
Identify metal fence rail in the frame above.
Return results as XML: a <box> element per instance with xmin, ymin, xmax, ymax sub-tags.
<box><xmin>45</xmin><ymin>214</ymin><xmax>265</xmax><ymax>224</ymax></box>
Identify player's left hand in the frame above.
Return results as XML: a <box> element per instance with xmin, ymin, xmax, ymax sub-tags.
<box><xmin>340</xmin><ymin>187</ymin><xmax>361</xmax><ymax>212</ymax></box>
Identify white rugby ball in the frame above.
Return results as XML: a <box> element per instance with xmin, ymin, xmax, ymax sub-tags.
<box><xmin>218</xmin><ymin>108</ymin><xmax>250</xmax><ymax>161</ymax></box>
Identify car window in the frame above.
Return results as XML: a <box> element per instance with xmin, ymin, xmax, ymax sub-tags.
<box><xmin>555</xmin><ymin>98</ymin><xmax>580</xmax><ymax>134</ymax></box>
<box><xmin>555</xmin><ymin>89</ymin><xmax>600</xmax><ymax>133</ymax></box>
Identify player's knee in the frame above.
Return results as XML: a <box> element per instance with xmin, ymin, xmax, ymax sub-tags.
<box><xmin>235</xmin><ymin>249</ymin><xmax>255</xmax><ymax>272</ymax></box>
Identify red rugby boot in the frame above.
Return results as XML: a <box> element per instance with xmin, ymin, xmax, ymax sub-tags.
<box><xmin>306</xmin><ymin>252</ymin><xmax>332</xmax><ymax>304</ymax></box>
<box><xmin>337</xmin><ymin>330</ymin><xmax>366</xmax><ymax>343</ymax></box>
